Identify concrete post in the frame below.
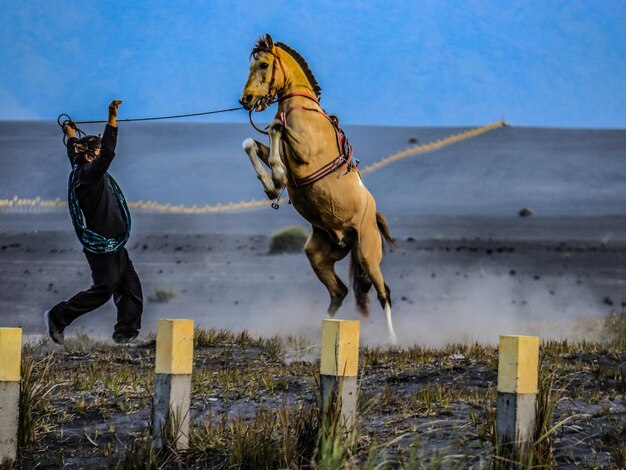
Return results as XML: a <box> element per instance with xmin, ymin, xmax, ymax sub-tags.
<box><xmin>496</xmin><ymin>335</ymin><xmax>539</xmax><ymax>459</ymax></box>
<box><xmin>152</xmin><ymin>319</ymin><xmax>194</xmax><ymax>450</ymax></box>
<box><xmin>320</xmin><ymin>319</ymin><xmax>359</xmax><ymax>430</ymax></box>
<box><xmin>0</xmin><ymin>328</ymin><xmax>22</xmax><ymax>464</ymax></box>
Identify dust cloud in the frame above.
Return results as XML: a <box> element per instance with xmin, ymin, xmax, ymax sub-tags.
<box><xmin>190</xmin><ymin>268</ymin><xmax>605</xmax><ymax>349</ymax></box>
<box><xmin>360</xmin><ymin>271</ymin><xmax>604</xmax><ymax>347</ymax></box>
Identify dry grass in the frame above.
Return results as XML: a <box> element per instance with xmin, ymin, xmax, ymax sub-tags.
<box><xmin>13</xmin><ymin>312</ymin><xmax>626</xmax><ymax>469</ymax></box>
<box><xmin>147</xmin><ymin>285</ymin><xmax>177</xmax><ymax>303</ymax></box>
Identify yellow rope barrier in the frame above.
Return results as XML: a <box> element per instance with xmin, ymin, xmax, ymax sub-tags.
<box><xmin>0</xmin><ymin>120</ymin><xmax>506</xmax><ymax>214</ymax></box>
<box><xmin>360</xmin><ymin>120</ymin><xmax>506</xmax><ymax>175</ymax></box>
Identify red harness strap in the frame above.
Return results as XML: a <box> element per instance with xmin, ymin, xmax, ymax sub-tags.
<box><xmin>283</xmin><ymin>146</ymin><xmax>350</xmax><ymax>187</ymax></box>
<box><xmin>277</xmin><ymin>92</ymin><xmax>353</xmax><ymax>188</ymax></box>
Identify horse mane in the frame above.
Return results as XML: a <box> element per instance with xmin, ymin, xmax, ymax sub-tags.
<box><xmin>250</xmin><ymin>36</ymin><xmax>274</xmax><ymax>59</ymax></box>
<box><xmin>250</xmin><ymin>36</ymin><xmax>322</xmax><ymax>101</ymax></box>
<box><xmin>275</xmin><ymin>42</ymin><xmax>322</xmax><ymax>101</ymax></box>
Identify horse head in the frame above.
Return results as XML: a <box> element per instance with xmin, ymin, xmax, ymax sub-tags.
<box><xmin>240</xmin><ymin>34</ymin><xmax>284</xmax><ymax>112</ymax></box>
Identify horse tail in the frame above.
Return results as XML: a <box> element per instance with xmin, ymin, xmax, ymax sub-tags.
<box><xmin>376</xmin><ymin>212</ymin><xmax>397</xmax><ymax>250</ymax></box>
<box><xmin>350</xmin><ymin>248</ymin><xmax>372</xmax><ymax>317</ymax></box>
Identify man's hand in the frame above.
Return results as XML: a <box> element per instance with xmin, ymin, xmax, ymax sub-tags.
<box><xmin>107</xmin><ymin>100</ymin><xmax>123</xmax><ymax>127</ymax></box>
<box><xmin>63</xmin><ymin>122</ymin><xmax>77</xmax><ymax>139</ymax></box>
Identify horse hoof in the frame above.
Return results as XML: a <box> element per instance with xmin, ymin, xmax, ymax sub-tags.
<box><xmin>242</xmin><ymin>138</ymin><xmax>257</xmax><ymax>153</ymax></box>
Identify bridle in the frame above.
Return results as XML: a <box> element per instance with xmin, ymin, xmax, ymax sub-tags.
<box><xmin>248</xmin><ymin>48</ymin><xmax>286</xmax><ymax>135</ymax></box>
<box><xmin>267</xmin><ymin>49</ymin><xmax>286</xmax><ymax>107</ymax></box>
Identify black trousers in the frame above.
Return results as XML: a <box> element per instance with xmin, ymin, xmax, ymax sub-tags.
<box><xmin>50</xmin><ymin>248</ymin><xmax>143</xmax><ymax>336</ymax></box>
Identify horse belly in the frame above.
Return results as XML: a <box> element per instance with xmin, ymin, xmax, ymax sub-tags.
<box><xmin>287</xmin><ymin>175</ymin><xmax>367</xmax><ymax>231</ymax></box>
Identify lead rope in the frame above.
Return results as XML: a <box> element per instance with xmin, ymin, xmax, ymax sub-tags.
<box><xmin>57</xmin><ymin>104</ymin><xmax>243</xmax><ymax>251</ymax></box>
<box><xmin>69</xmin><ymin>106</ymin><xmax>242</xmax><ymax>125</ymax></box>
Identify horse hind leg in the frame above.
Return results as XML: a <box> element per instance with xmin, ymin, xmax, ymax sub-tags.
<box><xmin>305</xmin><ymin>228</ymin><xmax>351</xmax><ymax>317</ymax></box>
<box><xmin>350</xmin><ymin>249</ymin><xmax>372</xmax><ymax>316</ymax></box>
<box><xmin>353</xmin><ymin>224</ymin><xmax>398</xmax><ymax>345</ymax></box>
<box><xmin>242</xmin><ymin>138</ymin><xmax>280</xmax><ymax>199</ymax></box>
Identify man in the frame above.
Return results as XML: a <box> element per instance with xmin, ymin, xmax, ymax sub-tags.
<box><xmin>44</xmin><ymin>100</ymin><xmax>143</xmax><ymax>345</ymax></box>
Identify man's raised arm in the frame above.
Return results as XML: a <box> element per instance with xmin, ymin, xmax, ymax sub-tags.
<box><xmin>107</xmin><ymin>99</ymin><xmax>122</xmax><ymax>128</ymax></box>
<box><xmin>89</xmin><ymin>100</ymin><xmax>122</xmax><ymax>176</ymax></box>
<box><xmin>64</xmin><ymin>123</ymin><xmax>79</xmax><ymax>163</ymax></box>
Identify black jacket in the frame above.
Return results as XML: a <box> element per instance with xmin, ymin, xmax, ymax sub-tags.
<box><xmin>66</xmin><ymin>125</ymin><xmax>127</xmax><ymax>239</ymax></box>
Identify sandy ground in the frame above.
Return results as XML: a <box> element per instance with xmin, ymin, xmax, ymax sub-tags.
<box><xmin>2</xmin><ymin>211</ymin><xmax>625</xmax><ymax>347</ymax></box>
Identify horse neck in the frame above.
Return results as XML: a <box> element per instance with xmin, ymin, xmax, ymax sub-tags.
<box><xmin>276</xmin><ymin>49</ymin><xmax>316</xmax><ymax>101</ymax></box>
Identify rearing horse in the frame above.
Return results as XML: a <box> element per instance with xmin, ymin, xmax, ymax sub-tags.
<box><xmin>240</xmin><ymin>34</ymin><xmax>397</xmax><ymax>344</ymax></box>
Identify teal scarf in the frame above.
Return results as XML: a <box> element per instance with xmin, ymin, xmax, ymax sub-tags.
<box><xmin>68</xmin><ymin>165</ymin><xmax>131</xmax><ymax>254</ymax></box>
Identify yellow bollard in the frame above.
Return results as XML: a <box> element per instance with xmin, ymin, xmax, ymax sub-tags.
<box><xmin>0</xmin><ymin>328</ymin><xmax>22</xmax><ymax>463</ymax></box>
<box><xmin>152</xmin><ymin>319</ymin><xmax>194</xmax><ymax>449</ymax></box>
<box><xmin>496</xmin><ymin>335</ymin><xmax>539</xmax><ymax>458</ymax></box>
<box><xmin>320</xmin><ymin>319</ymin><xmax>360</xmax><ymax>430</ymax></box>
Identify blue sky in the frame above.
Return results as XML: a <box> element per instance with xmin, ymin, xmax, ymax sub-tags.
<box><xmin>1</xmin><ymin>0</ymin><xmax>625</xmax><ymax>127</ymax></box>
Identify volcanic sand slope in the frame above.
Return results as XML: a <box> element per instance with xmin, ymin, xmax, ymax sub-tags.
<box><xmin>1</xmin><ymin>121</ymin><xmax>626</xmax><ymax>217</ymax></box>
<box><xmin>0</xmin><ymin>121</ymin><xmax>455</xmax><ymax>208</ymax></box>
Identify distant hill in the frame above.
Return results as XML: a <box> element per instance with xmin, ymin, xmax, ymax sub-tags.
<box><xmin>1</xmin><ymin>121</ymin><xmax>625</xmax><ymax>217</ymax></box>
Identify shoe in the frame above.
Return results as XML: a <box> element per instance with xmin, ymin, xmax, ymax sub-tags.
<box><xmin>112</xmin><ymin>331</ymin><xmax>139</xmax><ymax>345</ymax></box>
<box><xmin>43</xmin><ymin>309</ymin><xmax>65</xmax><ymax>345</ymax></box>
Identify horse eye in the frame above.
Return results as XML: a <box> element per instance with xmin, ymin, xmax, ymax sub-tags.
<box><xmin>260</xmin><ymin>62</ymin><xmax>269</xmax><ymax>69</ymax></box>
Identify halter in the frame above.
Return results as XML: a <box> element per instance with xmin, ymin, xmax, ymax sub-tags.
<box><xmin>248</xmin><ymin>48</ymin><xmax>286</xmax><ymax>135</ymax></box>
<box><xmin>267</xmin><ymin>49</ymin><xmax>286</xmax><ymax>105</ymax></box>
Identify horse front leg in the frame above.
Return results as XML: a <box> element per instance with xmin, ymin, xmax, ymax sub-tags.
<box><xmin>268</xmin><ymin>122</ymin><xmax>288</xmax><ymax>189</ymax></box>
<box><xmin>304</xmin><ymin>227</ymin><xmax>351</xmax><ymax>317</ymax></box>
<box><xmin>242</xmin><ymin>138</ymin><xmax>280</xmax><ymax>199</ymax></box>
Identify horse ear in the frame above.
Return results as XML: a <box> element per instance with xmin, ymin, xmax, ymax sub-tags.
<box><xmin>264</xmin><ymin>34</ymin><xmax>274</xmax><ymax>49</ymax></box>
